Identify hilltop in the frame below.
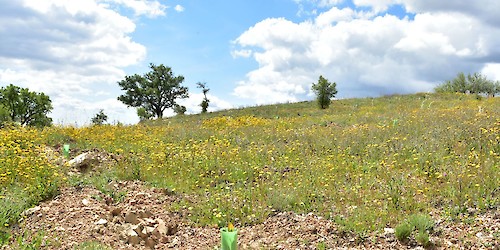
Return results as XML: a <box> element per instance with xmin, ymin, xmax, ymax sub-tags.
<box><xmin>0</xmin><ymin>93</ymin><xmax>498</xmax><ymax>249</ymax></box>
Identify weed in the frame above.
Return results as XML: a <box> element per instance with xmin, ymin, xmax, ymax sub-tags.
<box><xmin>416</xmin><ymin>230</ymin><xmax>431</xmax><ymax>247</ymax></box>
<box><xmin>316</xmin><ymin>241</ymin><xmax>327</xmax><ymax>250</ymax></box>
<box><xmin>395</xmin><ymin>222</ymin><xmax>412</xmax><ymax>241</ymax></box>
<box><xmin>395</xmin><ymin>214</ymin><xmax>434</xmax><ymax>247</ymax></box>
<box><xmin>15</xmin><ymin>230</ymin><xmax>48</xmax><ymax>250</ymax></box>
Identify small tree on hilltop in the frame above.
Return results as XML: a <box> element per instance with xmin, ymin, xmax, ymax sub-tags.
<box><xmin>117</xmin><ymin>63</ymin><xmax>189</xmax><ymax>119</ymax></box>
<box><xmin>197</xmin><ymin>82</ymin><xmax>210</xmax><ymax>113</ymax></box>
<box><xmin>0</xmin><ymin>84</ymin><xmax>53</xmax><ymax>127</ymax></box>
<box><xmin>312</xmin><ymin>75</ymin><xmax>337</xmax><ymax>109</ymax></box>
<box><xmin>173</xmin><ymin>104</ymin><xmax>186</xmax><ymax>115</ymax></box>
<box><xmin>91</xmin><ymin>109</ymin><xmax>108</xmax><ymax>125</ymax></box>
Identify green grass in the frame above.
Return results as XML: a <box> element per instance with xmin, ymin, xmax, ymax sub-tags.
<box><xmin>1</xmin><ymin>93</ymin><xmax>499</xmax><ymax>246</ymax></box>
<box><xmin>395</xmin><ymin>213</ymin><xmax>434</xmax><ymax>246</ymax></box>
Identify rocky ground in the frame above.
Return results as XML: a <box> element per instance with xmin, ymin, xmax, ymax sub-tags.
<box><xmin>2</xmin><ymin>180</ymin><xmax>497</xmax><ymax>249</ymax></box>
<box><xmin>2</xmin><ymin>149</ymin><xmax>499</xmax><ymax>249</ymax></box>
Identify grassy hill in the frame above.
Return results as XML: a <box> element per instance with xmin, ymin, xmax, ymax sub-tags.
<box><xmin>1</xmin><ymin>93</ymin><xmax>499</xmax><ymax>246</ymax></box>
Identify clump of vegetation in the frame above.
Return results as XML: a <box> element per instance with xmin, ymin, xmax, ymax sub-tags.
<box><xmin>91</xmin><ymin>109</ymin><xmax>108</xmax><ymax>125</ymax></box>
<box><xmin>395</xmin><ymin>214</ymin><xmax>434</xmax><ymax>247</ymax></box>
<box><xmin>197</xmin><ymin>82</ymin><xmax>210</xmax><ymax>113</ymax></box>
<box><xmin>173</xmin><ymin>104</ymin><xmax>187</xmax><ymax>116</ymax></box>
<box><xmin>435</xmin><ymin>72</ymin><xmax>500</xmax><ymax>96</ymax></box>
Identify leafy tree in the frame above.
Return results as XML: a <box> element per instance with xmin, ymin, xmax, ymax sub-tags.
<box><xmin>0</xmin><ymin>104</ymin><xmax>11</xmax><ymax>128</ymax></box>
<box><xmin>0</xmin><ymin>104</ymin><xmax>10</xmax><ymax>123</ymax></box>
<box><xmin>312</xmin><ymin>75</ymin><xmax>337</xmax><ymax>109</ymax></box>
<box><xmin>91</xmin><ymin>109</ymin><xmax>108</xmax><ymax>125</ymax></box>
<box><xmin>197</xmin><ymin>82</ymin><xmax>210</xmax><ymax>113</ymax></box>
<box><xmin>137</xmin><ymin>107</ymin><xmax>154</xmax><ymax>121</ymax></box>
<box><xmin>494</xmin><ymin>81</ymin><xmax>500</xmax><ymax>97</ymax></box>
<box><xmin>0</xmin><ymin>84</ymin><xmax>52</xmax><ymax>127</ymax></box>
<box><xmin>117</xmin><ymin>63</ymin><xmax>189</xmax><ymax>119</ymax></box>
<box><xmin>173</xmin><ymin>104</ymin><xmax>187</xmax><ymax>115</ymax></box>
<box><xmin>435</xmin><ymin>72</ymin><xmax>499</xmax><ymax>96</ymax></box>
<box><xmin>467</xmin><ymin>72</ymin><xmax>489</xmax><ymax>94</ymax></box>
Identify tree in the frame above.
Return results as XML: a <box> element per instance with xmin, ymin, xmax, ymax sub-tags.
<box><xmin>137</xmin><ymin>107</ymin><xmax>154</xmax><ymax>121</ymax></box>
<box><xmin>173</xmin><ymin>104</ymin><xmax>186</xmax><ymax>115</ymax></box>
<box><xmin>312</xmin><ymin>75</ymin><xmax>337</xmax><ymax>109</ymax></box>
<box><xmin>0</xmin><ymin>104</ymin><xmax>11</xmax><ymax>126</ymax></box>
<box><xmin>0</xmin><ymin>84</ymin><xmax>52</xmax><ymax>127</ymax></box>
<box><xmin>435</xmin><ymin>72</ymin><xmax>499</xmax><ymax>96</ymax></box>
<box><xmin>197</xmin><ymin>82</ymin><xmax>210</xmax><ymax>113</ymax></box>
<box><xmin>91</xmin><ymin>109</ymin><xmax>108</xmax><ymax>125</ymax></box>
<box><xmin>117</xmin><ymin>63</ymin><xmax>189</xmax><ymax>119</ymax></box>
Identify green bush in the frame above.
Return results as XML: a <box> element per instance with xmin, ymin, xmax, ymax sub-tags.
<box><xmin>395</xmin><ymin>214</ymin><xmax>434</xmax><ymax>246</ymax></box>
<box><xmin>395</xmin><ymin>222</ymin><xmax>412</xmax><ymax>241</ymax></box>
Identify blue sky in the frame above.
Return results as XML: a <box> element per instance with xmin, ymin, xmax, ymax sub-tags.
<box><xmin>1</xmin><ymin>0</ymin><xmax>500</xmax><ymax>125</ymax></box>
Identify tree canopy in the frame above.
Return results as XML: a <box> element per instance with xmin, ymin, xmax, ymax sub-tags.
<box><xmin>0</xmin><ymin>84</ymin><xmax>53</xmax><ymax>127</ymax></box>
<box><xmin>435</xmin><ymin>72</ymin><xmax>500</xmax><ymax>96</ymax></box>
<box><xmin>312</xmin><ymin>75</ymin><xmax>338</xmax><ymax>109</ymax></box>
<box><xmin>117</xmin><ymin>64</ymin><xmax>189</xmax><ymax>119</ymax></box>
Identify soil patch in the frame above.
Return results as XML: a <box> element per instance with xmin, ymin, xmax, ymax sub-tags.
<box><xmin>5</xmin><ymin>181</ymin><xmax>498</xmax><ymax>249</ymax></box>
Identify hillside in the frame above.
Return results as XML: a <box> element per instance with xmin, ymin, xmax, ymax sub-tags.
<box><xmin>0</xmin><ymin>93</ymin><xmax>499</xmax><ymax>249</ymax></box>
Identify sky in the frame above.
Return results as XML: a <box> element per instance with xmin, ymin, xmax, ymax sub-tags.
<box><xmin>1</xmin><ymin>0</ymin><xmax>500</xmax><ymax>125</ymax></box>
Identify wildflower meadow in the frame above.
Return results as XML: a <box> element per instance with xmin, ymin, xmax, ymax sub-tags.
<box><xmin>0</xmin><ymin>93</ymin><xmax>498</xmax><ymax>245</ymax></box>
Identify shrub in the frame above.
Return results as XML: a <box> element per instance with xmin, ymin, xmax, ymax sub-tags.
<box><xmin>395</xmin><ymin>214</ymin><xmax>434</xmax><ymax>247</ymax></box>
<box><xmin>395</xmin><ymin>222</ymin><xmax>412</xmax><ymax>241</ymax></box>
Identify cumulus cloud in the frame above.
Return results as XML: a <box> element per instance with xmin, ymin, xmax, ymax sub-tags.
<box><xmin>0</xmin><ymin>0</ymin><xmax>148</xmax><ymax>125</ymax></box>
<box><xmin>232</xmin><ymin>1</ymin><xmax>500</xmax><ymax>103</ymax></box>
<box><xmin>231</xmin><ymin>49</ymin><xmax>253</xmax><ymax>58</ymax></box>
<box><xmin>174</xmin><ymin>4</ymin><xmax>185</xmax><ymax>13</ymax></box>
<box><xmin>177</xmin><ymin>92</ymin><xmax>233</xmax><ymax>114</ymax></box>
<box><xmin>101</xmin><ymin>0</ymin><xmax>166</xmax><ymax>18</ymax></box>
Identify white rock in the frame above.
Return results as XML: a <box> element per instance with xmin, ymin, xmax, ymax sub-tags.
<box><xmin>82</xmin><ymin>199</ymin><xmax>90</xmax><ymax>206</ymax></box>
<box><xmin>68</xmin><ymin>152</ymin><xmax>90</xmax><ymax>167</ymax></box>
<box><xmin>384</xmin><ymin>228</ymin><xmax>395</xmax><ymax>234</ymax></box>
<box><xmin>95</xmin><ymin>218</ymin><xmax>108</xmax><ymax>225</ymax></box>
<box><xmin>21</xmin><ymin>206</ymin><xmax>41</xmax><ymax>217</ymax></box>
<box><xmin>155</xmin><ymin>219</ymin><xmax>167</xmax><ymax>236</ymax></box>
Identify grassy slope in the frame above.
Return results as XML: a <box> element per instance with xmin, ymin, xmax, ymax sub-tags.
<box><xmin>1</xmin><ymin>93</ymin><xmax>499</xmax><ymax>243</ymax></box>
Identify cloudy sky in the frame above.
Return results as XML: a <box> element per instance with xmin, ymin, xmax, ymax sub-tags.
<box><xmin>1</xmin><ymin>0</ymin><xmax>499</xmax><ymax>125</ymax></box>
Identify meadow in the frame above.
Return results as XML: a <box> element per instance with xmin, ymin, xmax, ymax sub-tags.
<box><xmin>0</xmin><ymin>93</ymin><xmax>499</xmax><ymax>245</ymax></box>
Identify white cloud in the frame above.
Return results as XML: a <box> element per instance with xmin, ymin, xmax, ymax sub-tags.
<box><xmin>233</xmin><ymin>2</ymin><xmax>500</xmax><ymax>103</ymax></box>
<box><xmin>178</xmin><ymin>93</ymin><xmax>234</xmax><ymax>115</ymax></box>
<box><xmin>0</xmin><ymin>0</ymin><xmax>148</xmax><ymax>125</ymax></box>
<box><xmin>101</xmin><ymin>0</ymin><xmax>166</xmax><ymax>18</ymax></box>
<box><xmin>481</xmin><ymin>63</ymin><xmax>500</xmax><ymax>81</ymax></box>
<box><xmin>295</xmin><ymin>0</ymin><xmax>344</xmax><ymax>8</ymax></box>
<box><xmin>174</xmin><ymin>4</ymin><xmax>185</xmax><ymax>13</ymax></box>
<box><xmin>231</xmin><ymin>49</ymin><xmax>253</xmax><ymax>58</ymax></box>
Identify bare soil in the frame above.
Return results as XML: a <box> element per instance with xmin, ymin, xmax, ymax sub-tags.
<box><xmin>4</xmin><ymin>180</ymin><xmax>498</xmax><ymax>249</ymax></box>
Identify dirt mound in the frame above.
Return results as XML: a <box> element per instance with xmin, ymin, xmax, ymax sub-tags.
<box><xmin>5</xmin><ymin>180</ymin><xmax>498</xmax><ymax>249</ymax></box>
